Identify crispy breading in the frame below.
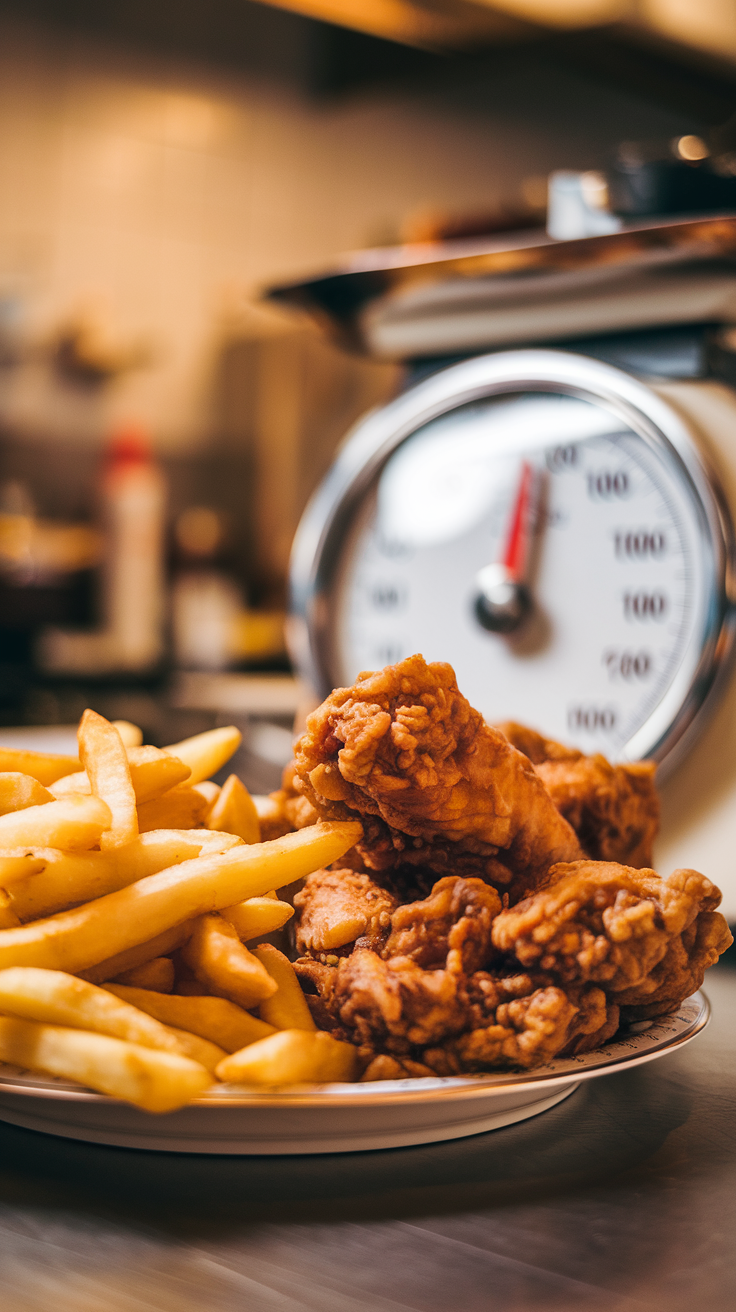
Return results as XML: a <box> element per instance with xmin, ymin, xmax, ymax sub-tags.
<box><xmin>295</xmin><ymin>875</ymin><xmax>483</xmax><ymax>1052</ymax></box>
<box><xmin>326</xmin><ymin>947</ymin><xmax>469</xmax><ymax>1050</ymax></box>
<box><xmin>537</xmin><ymin>756</ymin><xmax>658</xmax><ymax>869</ymax></box>
<box><xmin>360</xmin><ymin>1053</ymin><xmax>436</xmax><ymax>1081</ymax></box>
<box><xmin>447</xmin><ymin>986</ymin><xmax>580</xmax><ymax>1070</ymax></box>
<box><xmin>491</xmin><ymin>860</ymin><xmax>723</xmax><ymax>996</ymax></box>
<box><xmin>423</xmin><ymin>972</ymin><xmax>618</xmax><ymax>1071</ymax></box>
<box><xmin>294</xmin><ymin>655</ymin><xmax>581</xmax><ymax>891</ymax></box>
<box><xmin>382</xmin><ymin>876</ymin><xmax>500</xmax><ymax>972</ymax></box>
<box><xmin>616</xmin><ymin>910</ymin><xmax>732</xmax><ymax>1018</ymax></box>
<box><xmin>297</xmin><ymin>948</ymin><xmax>615</xmax><ymax>1072</ymax></box>
<box><xmin>494</xmin><ymin>723</ymin><xmax>574</xmax><ymax>765</ymax></box>
<box><xmin>293</xmin><ymin>954</ymin><xmax>339</xmax><ymax>1000</ymax></box>
<box><xmin>295</xmin><ymin>874</ymin><xmax>618</xmax><ymax>1072</ymax></box>
<box><xmin>295</xmin><ymin>856</ymin><xmax>727</xmax><ymax>1072</ymax></box>
<box><xmin>294</xmin><ymin>867</ymin><xmax>397</xmax><ymax>955</ymax></box>
<box><xmin>496</xmin><ymin>722</ymin><xmax>659</xmax><ymax>869</ymax></box>
<box><xmin>559</xmin><ymin>985</ymin><xmax>621</xmax><ymax>1056</ymax></box>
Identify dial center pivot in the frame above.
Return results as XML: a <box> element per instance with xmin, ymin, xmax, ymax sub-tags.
<box><xmin>475</xmin><ymin>564</ymin><xmax>532</xmax><ymax>633</ymax></box>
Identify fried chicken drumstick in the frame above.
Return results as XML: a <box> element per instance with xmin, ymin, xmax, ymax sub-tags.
<box><xmin>294</xmin><ymin>654</ymin><xmax>582</xmax><ymax>893</ymax></box>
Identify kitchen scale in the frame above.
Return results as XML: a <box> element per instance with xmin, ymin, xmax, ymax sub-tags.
<box><xmin>270</xmin><ymin>214</ymin><xmax>736</xmax><ymax>917</ymax></box>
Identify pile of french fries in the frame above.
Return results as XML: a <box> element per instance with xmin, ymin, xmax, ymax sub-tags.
<box><xmin>0</xmin><ymin>711</ymin><xmax>361</xmax><ymax>1112</ymax></box>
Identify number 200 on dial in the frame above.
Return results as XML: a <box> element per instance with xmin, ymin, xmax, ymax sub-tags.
<box><xmin>292</xmin><ymin>352</ymin><xmax>733</xmax><ymax>767</ymax></box>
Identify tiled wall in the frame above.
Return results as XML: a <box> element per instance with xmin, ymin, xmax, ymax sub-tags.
<box><xmin>0</xmin><ymin>15</ymin><xmax>692</xmax><ymax>460</ymax></box>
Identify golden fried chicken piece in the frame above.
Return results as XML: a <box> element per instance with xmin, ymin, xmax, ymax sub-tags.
<box><xmin>559</xmin><ymin>984</ymin><xmax>621</xmax><ymax>1056</ymax></box>
<box><xmin>360</xmin><ymin>1054</ymin><xmax>437</xmax><ymax>1081</ymax></box>
<box><xmin>538</xmin><ymin>756</ymin><xmax>658</xmax><ymax>869</ymax></box>
<box><xmin>616</xmin><ymin>910</ymin><xmax>732</xmax><ymax>1018</ymax></box>
<box><xmin>491</xmin><ymin>860</ymin><xmax>726</xmax><ymax>1002</ymax></box>
<box><xmin>493</xmin><ymin>723</ymin><xmax>573</xmax><ymax>765</ymax></box>
<box><xmin>294</xmin><ymin>867</ymin><xmax>397</xmax><ymax>955</ymax></box>
<box><xmin>294</xmin><ymin>654</ymin><xmax>581</xmax><ymax>892</ymax></box>
<box><xmin>295</xmin><ymin>875</ymin><xmax>501</xmax><ymax>1052</ymax></box>
<box><xmin>461</xmin><ymin>969</ymin><xmax>620</xmax><ymax>1050</ymax></box>
<box><xmin>299</xmin><ymin>949</ymin><xmax>613</xmax><ymax>1071</ymax></box>
<box><xmin>295</xmin><ymin>874</ymin><xmax>618</xmax><ymax>1072</ymax></box>
<box><xmin>423</xmin><ymin>971</ymin><xmax>618</xmax><ymax>1071</ymax></box>
<box><xmin>383</xmin><ymin>876</ymin><xmax>501</xmax><ymax>971</ymax></box>
<box><xmin>496</xmin><ymin>722</ymin><xmax>659</xmax><ymax>868</ymax></box>
<box><xmin>327</xmin><ymin>947</ymin><xmax>470</xmax><ymax>1050</ymax></box>
<box><xmin>448</xmin><ymin>986</ymin><xmax>580</xmax><ymax>1071</ymax></box>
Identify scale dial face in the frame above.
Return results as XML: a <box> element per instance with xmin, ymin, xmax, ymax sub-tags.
<box><xmin>292</xmin><ymin>352</ymin><xmax>734</xmax><ymax>766</ymax></box>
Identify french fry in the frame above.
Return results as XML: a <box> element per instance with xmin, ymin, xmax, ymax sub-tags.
<box><xmin>252</xmin><ymin>944</ymin><xmax>316</xmax><ymax>1031</ymax></box>
<box><xmin>0</xmin><ymin>821</ymin><xmax>362</xmax><ymax>974</ymax></box>
<box><xmin>6</xmin><ymin>848</ymin><xmax>128</xmax><ymax>920</ymax></box>
<box><xmin>0</xmin><ymin>966</ymin><xmax>223</xmax><ymax>1073</ymax></box>
<box><xmin>252</xmin><ymin>794</ymin><xmax>292</xmax><ymax>841</ymax></box>
<box><xmin>216</xmin><ymin>1029</ymin><xmax>358</xmax><ymax>1087</ymax></box>
<box><xmin>0</xmin><ymin>890</ymin><xmax>19</xmax><ymax>929</ymax></box>
<box><xmin>114</xmin><ymin>957</ymin><xmax>175</xmax><ymax>992</ymax></box>
<box><xmin>6</xmin><ymin>830</ymin><xmax>242</xmax><ymax>923</ymax></box>
<box><xmin>0</xmin><ymin>966</ymin><xmax>190</xmax><ymax>1054</ymax></box>
<box><xmin>137</xmin><ymin>786</ymin><xmax>209</xmax><ymax>833</ymax></box>
<box><xmin>0</xmin><ymin>1016</ymin><xmax>211</xmax><ymax>1111</ymax></box>
<box><xmin>207</xmin><ymin>774</ymin><xmax>260</xmax><ymax>844</ymax></box>
<box><xmin>127</xmin><ymin>746</ymin><xmax>192</xmax><ymax>802</ymax></box>
<box><xmin>112</xmin><ymin>720</ymin><xmax>143</xmax><ymax>749</ymax></box>
<box><xmin>164</xmin><ymin>1025</ymin><xmax>226</xmax><ymax>1074</ymax></box>
<box><xmin>78</xmin><ymin>710</ymin><xmax>137</xmax><ymax>850</ymax></box>
<box><xmin>47</xmin><ymin>772</ymin><xmax>89</xmax><ymax>797</ymax></box>
<box><xmin>220</xmin><ymin>897</ymin><xmax>293</xmax><ymax>940</ymax></box>
<box><xmin>0</xmin><ymin>747</ymin><xmax>80</xmax><ymax>787</ymax></box>
<box><xmin>0</xmin><ymin>774</ymin><xmax>54</xmax><ymax>815</ymax></box>
<box><xmin>163</xmin><ymin>726</ymin><xmax>242</xmax><ymax>785</ymax></box>
<box><xmin>127</xmin><ymin>747</ymin><xmax>192</xmax><ymax>804</ymax></box>
<box><xmin>50</xmin><ymin>746</ymin><xmax>191</xmax><ymax>805</ymax></box>
<box><xmin>80</xmin><ymin>922</ymin><xmax>196</xmax><ymax>984</ymax></box>
<box><xmin>193</xmin><ymin>780</ymin><xmax>220</xmax><ymax>809</ymax></box>
<box><xmin>0</xmin><ymin>795</ymin><xmax>111</xmax><ymax>852</ymax></box>
<box><xmin>182</xmin><ymin>914</ymin><xmax>277</xmax><ymax>1009</ymax></box>
<box><xmin>0</xmin><ymin>854</ymin><xmax>46</xmax><ymax>886</ymax></box>
<box><xmin>104</xmin><ymin>984</ymin><xmax>275</xmax><ymax>1052</ymax></box>
<box><xmin>193</xmin><ymin>830</ymin><xmax>246</xmax><ymax>855</ymax></box>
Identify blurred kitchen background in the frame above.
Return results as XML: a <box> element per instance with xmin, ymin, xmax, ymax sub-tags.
<box><xmin>0</xmin><ymin>0</ymin><xmax>734</xmax><ymax>786</ymax></box>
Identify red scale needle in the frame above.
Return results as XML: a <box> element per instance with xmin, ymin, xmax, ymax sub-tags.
<box><xmin>502</xmin><ymin>459</ymin><xmax>534</xmax><ymax>581</ymax></box>
<box><xmin>474</xmin><ymin>460</ymin><xmax>542</xmax><ymax>635</ymax></box>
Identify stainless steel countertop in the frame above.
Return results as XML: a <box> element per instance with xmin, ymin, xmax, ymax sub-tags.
<box><xmin>1</xmin><ymin>961</ymin><xmax>735</xmax><ymax>1311</ymax></box>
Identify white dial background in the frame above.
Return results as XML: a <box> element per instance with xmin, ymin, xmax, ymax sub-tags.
<box><xmin>333</xmin><ymin>391</ymin><xmax>708</xmax><ymax>760</ymax></box>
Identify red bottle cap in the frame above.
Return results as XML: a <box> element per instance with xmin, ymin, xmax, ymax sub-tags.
<box><xmin>104</xmin><ymin>425</ymin><xmax>152</xmax><ymax>469</ymax></box>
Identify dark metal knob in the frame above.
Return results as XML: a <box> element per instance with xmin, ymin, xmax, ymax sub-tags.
<box><xmin>474</xmin><ymin>563</ymin><xmax>532</xmax><ymax>634</ymax></box>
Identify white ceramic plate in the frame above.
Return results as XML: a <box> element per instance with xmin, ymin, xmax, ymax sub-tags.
<box><xmin>0</xmin><ymin>993</ymin><xmax>708</xmax><ymax>1154</ymax></box>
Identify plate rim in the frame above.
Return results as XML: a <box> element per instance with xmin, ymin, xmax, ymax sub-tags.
<box><xmin>0</xmin><ymin>991</ymin><xmax>709</xmax><ymax>1111</ymax></box>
